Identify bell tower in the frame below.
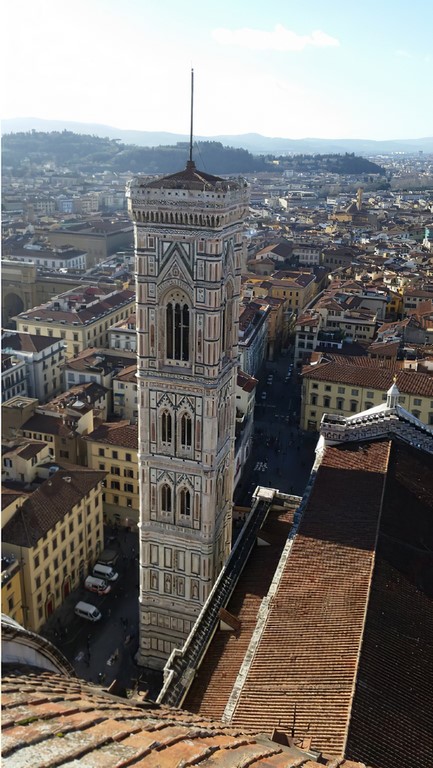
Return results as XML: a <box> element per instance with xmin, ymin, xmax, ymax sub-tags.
<box><xmin>127</xmin><ymin>147</ymin><xmax>249</xmax><ymax>668</ymax></box>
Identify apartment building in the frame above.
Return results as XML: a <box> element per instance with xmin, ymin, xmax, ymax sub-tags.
<box><xmin>1</xmin><ymin>355</ymin><xmax>27</xmax><ymax>402</ymax></box>
<box><xmin>233</xmin><ymin>370</ymin><xmax>257</xmax><ymax>489</ymax></box>
<box><xmin>112</xmin><ymin>365</ymin><xmax>138</xmax><ymax>423</ymax></box>
<box><xmin>17</xmin><ymin>386</ymin><xmax>99</xmax><ymax>466</ymax></box>
<box><xmin>301</xmin><ymin>361</ymin><xmax>433</xmax><ymax>430</ymax></box>
<box><xmin>244</xmin><ymin>270</ymin><xmax>317</xmax><ymax>314</ymax></box>
<box><xmin>37</xmin><ymin>218</ymin><xmax>133</xmax><ymax>267</ymax></box>
<box><xmin>108</xmin><ymin>313</ymin><xmax>137</xmax><ymax>351</ymax></box>
<box><xmin>2</xmin><ymin>448</ymin><xmax>105</xmax><ymax>632</ymax></box>
<box><xmin>15</xmin><ymin>286</ymin><xmax>135</xmax><ymax>358</ymax></box>
<box><xmin>6</xmin><ymin>245</ymin><xmax>87</xmax><ymax>271</ymax></box>
<box><xmin>238</xmin><ymin>301</ymin><xmax>270</xmax><ymax>377</ymax></box>
<box><xmin>85</xmin><ymin>422</ymin><xmax>138</xmax><ymax>527</ymax></box>
<box><xmin>1</xmin><ymin>552</ymin><xmax>24</xmax><ymax>627</ymax></box>
<box><xmin>2</xmin><ymin>330</ymin><xmax>65</xmax><ymax>402</ymax></box>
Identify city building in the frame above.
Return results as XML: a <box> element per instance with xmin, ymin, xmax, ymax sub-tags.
<box><xmin>127</xmin><ymin>159</ymin><xmax>249</xmax><ymax>668</ymax></box>
<box><xmin>85</xmin><ymin>421</ymin><xmax>139</xmax><ymax>527</ymax></box>
<box><xmin>301</xmin><ymin>360</ymin><xmax>433</xmax><ymax>430</ymax></box>
<box><xmin>2</xmin><ymin>454</ymin><xmax>105</xmax><ymax>632</ymax></box>
<box><xmin>2</xmin><ymin>330</ymin><xmax>65</xmax><ymax>402</ymax></box>
<box><xmin>5</xmin><ymin>244</ymin><xmax>87</xmax><ymax>270</ymax></box>
<box><xmin>36</xmin><ymin>218</ymin><xmax>133</xmax><ymax>267</ymax></box>
<box><xmin>1</xmin><ymin>354</ymin><xmax>27</xmax><ymax>402</ymax></box>
<box><xmin>14</xmin><ymin>286</ymin><xmax>135</xmax><ymax>357</ymax></box>
<box><xmin>1</xmin><ymin>552</ymin><xmax>24</xmax><ymax>626</ymax></box>
<box><xmin>112</xmin><ymin>364</ymin><xmax>138</xmax><ymax>422</ymax></box>
<box><xmin>238</xmin><ymin>300</ymin><xmax>270</xmax><ymax>377</ymax></box>
<box><xmin>108</xmin><ymin>312</ymin><xmax>137</xmax><ymax>351</ymax></box>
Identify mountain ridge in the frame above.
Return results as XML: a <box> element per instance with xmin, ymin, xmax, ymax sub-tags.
<box><xmin>2</xmin><ymin>117</ymin><xmax>433</xmax><ymax>155</ymax></box>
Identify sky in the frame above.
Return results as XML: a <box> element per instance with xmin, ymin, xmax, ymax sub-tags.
<box><xmin>3</xmin><ymin>0</ymin><xmax>433</xmax><ymax>140</ymax></box>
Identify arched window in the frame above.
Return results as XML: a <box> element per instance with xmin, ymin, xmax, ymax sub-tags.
<box><xmin>180</xmin><ymin>413</ymin><xmax>192</xmax><ymax>448</ymax></box>
<box><xmin>161</xmin><ymin>484</ymin><xmax>172</xmax><ymax>513</ymax></box>
<box><xmin>166</xmin><ymin>302</ymin><xmax>189</xmax><ymax>361</ymax></box>
<box><xmin>161</xmin><ymin>411</ymin><xmax>172</xmax><ymax>443</ymax></box>
<box><xmin>180</xmin><ymin>488</ymin><xmax>191</xmax><ymax>516</ymax></box>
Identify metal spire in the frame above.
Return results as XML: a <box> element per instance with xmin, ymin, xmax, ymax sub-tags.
<box><xmin>189</xmin><ymin>68</ymin><xmax>194</xmax><ymax>164</ymax></box>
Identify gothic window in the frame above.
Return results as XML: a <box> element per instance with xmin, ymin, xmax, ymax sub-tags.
<box><xmin>161</xmin><ymin>484</ymin><xmax>172</xmax><ymax>513</ymax></box>
<box><xmin>180</xmin><ymin>413</ymin><xmax>192</xmax><ymax>448</ymax></box>
<box><xmin>161</xmin><ymin>411</ymin><xmax>172</xmax><ymax>443</ymax></box>
<box><xmin>180</xmin><ymin>488</ymin><xmax>191</xmax><ymax>516</ymax></box>
<box><xmin>166</xmin><ymin>302</ymin><xmax>189</xmax><ymax>361</ymax></box>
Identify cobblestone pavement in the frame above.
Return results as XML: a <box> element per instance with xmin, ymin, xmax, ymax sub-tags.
<box><xmin>41</xmin><ymin>354</ymin><xmax>315</xmax><ymax>698</ymax></box>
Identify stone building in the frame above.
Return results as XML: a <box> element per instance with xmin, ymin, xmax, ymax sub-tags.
<box><xmin>127</xmin><ymin>160</ymin><xmax>249</xmax><ymax>668</ymax></box>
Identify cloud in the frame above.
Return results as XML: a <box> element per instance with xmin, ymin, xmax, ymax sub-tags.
<box><xmin>212</xmin><ymin>23</ymin><xmax>339</xmax><ymax>52</ymax></box>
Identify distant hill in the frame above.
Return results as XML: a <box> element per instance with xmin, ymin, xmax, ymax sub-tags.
<box><xmin>1</xmin><ymin>131</ymin><xmax>386</xmax><ymax>177</ymax></box>
<box><xmin>2</xmin><ymin>117</ymin><xmax>433</xmax><ymax>155</ymax></box>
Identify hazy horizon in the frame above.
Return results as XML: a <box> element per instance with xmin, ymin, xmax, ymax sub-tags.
<box><xmin>3</xmin><ymin>0</ymin><xmax>433</xmax><ymax>141</ymax></box>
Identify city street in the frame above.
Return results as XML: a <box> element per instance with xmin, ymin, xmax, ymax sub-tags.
<box><xmin>235</xmin><ymin>353</ymin><xmax>317</xmax><ymax>507</ymax></box>
<box><xmin>41</xmin><ymin>530</ymin><xmax>163</xmax><ymax>699</ymax></box>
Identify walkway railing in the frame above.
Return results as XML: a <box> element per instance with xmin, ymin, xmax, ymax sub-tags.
<box><xmin>157</xmin><ymin>490</ymin><xmax>277</xmax><ymax>709</ymax></box>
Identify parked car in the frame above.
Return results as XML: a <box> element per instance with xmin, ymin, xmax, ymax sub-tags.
<box><xmin>93</xmin><ymin>563</ymin><xmax>119</xmax><ymax>583</ymax></box>
<box><xmin>74</xmin><ymin>601</ymin><xmax>102</xmax><ymax>622</ymax></box>
<box><xmin>84</xmin><ymin>575</ymin><xmax>111</xmax><ymax>595</ymax></box>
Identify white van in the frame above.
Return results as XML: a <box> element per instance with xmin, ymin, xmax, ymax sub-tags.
<box><xmin>74</xmin><ymin>601</ymin><xmax>102</xmax><ymax>622</ymax></box>
<box><xmin>84</xmin><ymin>575</ymin><xmax>111</xmax><ymax>595</ymax></box>
<box><xmin>93</xmin><ymin>563</ymin><xmax>119</xmax><ymax>582</ymax></box>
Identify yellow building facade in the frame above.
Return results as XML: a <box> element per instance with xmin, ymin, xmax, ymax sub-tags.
<box><xmin>301</xmin><ymin>363</ymin><xmax>433</xmax><ymax>431</ymax></box>
<box><xmin>15</xmin><ymin>289</ymin><xmax>135</xmax><ymax>358</ymax></box>
<box><xmin>85</xmin><ymin>422</ymin><xmax>139</xmax><ymax>527</ymax></box>
<box><xmin>2</xmin><ymin>462</ymin><xmax>105</xmax><ymax>633</ymax></box>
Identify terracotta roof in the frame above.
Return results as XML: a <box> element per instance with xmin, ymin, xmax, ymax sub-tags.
<box><xmin>19</xmin><ymin>289</ymin><xmax>134</xmax><ymax>325</ymax></box>
<box><xmin>63</xmin><ymin>348</ymin><xmax>136</xmax><ymax>373</ymax></box>
<box><xmin>0</xmin><ymin>650</ymin><xmax>373</xmax><ymax>768</ymax></box>
<box><xmin>228</xmin><ymin>441</ymin><xmax>391</xmax><ymax>755</ymax></box>
<box><xmin>145</xmin><ymin>160</ymin><xmax>230</xmax><ymax>191</ymax></box>
<box><xmin>346</xmin><ymin>441</ymin><xmax>433</xmax><ymax>767</ymax></box>
<box><xmin>237</xmin><ymin>370</ymin><xmax>258</xmax><ymax>393</ymax></box>
<box><xmin>113</xmin><ymin>364</ymin><xmax>137</xmax><ymax>382</ymax></box>
<box><xmin>85</xmin><ymin>421</ymin><xmax>138</xmax><ymax>450</ymax></box>
<box><xmin>2</xmin><ymin>439</ymin><xmax>48</xmax><ymax>461</ymax></box>
<box><xmin>1</xmin><ymin>331</ymin><xmax>63</xmax><ymax>354</ymax></box>
<box><xmin>2</xmin><ymin>468</ymin><xmax>105</xmax><ymax>548</ymax></box>
<box><xmin>302</xmin><ymin>361</ymin><xmax>433</xmax><ymax>397</ymax></box>
<box><xmin>184</xmin><ymin>506</ymin><xmax>296</xmax><ymax>720</ymax></box>
<box><xmin>22</xmin><ymin>414</ymin><xmax>76</xmax><ymax>437</ymax></box>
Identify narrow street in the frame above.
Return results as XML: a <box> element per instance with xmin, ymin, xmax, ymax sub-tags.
<box><xmin>235</xmin><ymin>353</ymin><xmax>316</xmax><ymax>507</ymax></box>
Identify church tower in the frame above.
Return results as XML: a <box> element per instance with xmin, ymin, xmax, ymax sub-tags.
<box><xmin>127</xmin><ymin>154</ymin><xmax>249</xmax><ymax>668</ymax></box>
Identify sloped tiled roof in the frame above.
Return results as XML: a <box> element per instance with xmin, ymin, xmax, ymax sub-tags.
<box><xmin>302</xmin><ymin>361</ymin><xmax>433</xmax><ymax>397</ymax></box>
<box><xmin>184</xmin><ymin>506</ymin><xmax>296</xmax><ymax>720</ymax></box>
<box><xmin>1</xmin><ymin>666</ymin><xmax>371</xmax><ymax>767</ymax></box>
<box><xmin>345</xmin><ymin>441</ymin><xmax>433</xmax><ymax>768</ymax></box>
<box><xmin>228</xmin><ymin>441</ymin><xmax>391</xmax><ymax>756</ymax></box>
<box><xmin>85</xmin><ymin>421</ymin><xmax>138</xmax><ymax>450</ymax></box>
<box><xmin>2</xmin><ymin>468</ymin><xmax>106</xmax><ymax>548</ymax></box>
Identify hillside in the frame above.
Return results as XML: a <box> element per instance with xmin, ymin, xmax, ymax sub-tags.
<box><xmin>1</xmin><ymin>131</ymin><xmax>385</xmax><ymax>176</ymax></box>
